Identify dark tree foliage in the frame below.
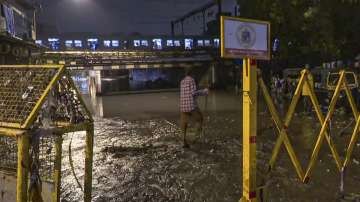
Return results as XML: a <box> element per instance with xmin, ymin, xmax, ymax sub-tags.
<box><xmin>237</xmin><ymin>0</ymin><xmax>360</xmax><ymax>66</ymax></box>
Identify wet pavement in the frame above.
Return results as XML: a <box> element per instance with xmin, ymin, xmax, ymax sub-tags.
<box><xmin>60</xmin><ymin>91</ymin><xmax>360</xmax><ymax>202</ymax></box>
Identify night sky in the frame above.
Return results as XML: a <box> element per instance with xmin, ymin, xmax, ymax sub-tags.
<box><xmin>39</xmin><ymin>0</ymin><xmax>209</xmax><ymax>35</ymax></box>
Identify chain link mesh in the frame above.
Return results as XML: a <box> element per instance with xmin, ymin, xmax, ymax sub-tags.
<box><xmin>0</xmin><ymin>135</ymin><xmax>57</xmax><ymax>181</ymax></box>
<box><xmin>0</xmin><ymin>136</ymin><xmax>17</xmax><ymax>170</ymax></box>
<box><xmin>38</xmin><ymin>136</ymin><xmax>56</xmax><ymax>181</ymax></box>
<box><xmin>51</xmin><ymin>76</ymin><xmax>91</xmax><ymax>123</ymax></box>
<box><xmin>0</xmin><ymin>67</ymin><xmax>57</xmax><ymax>125</ymax></box>
<box><xmin>0</xmin><ymin>66</ymin><xmax>91</xmax><ymax>184</ymax></box>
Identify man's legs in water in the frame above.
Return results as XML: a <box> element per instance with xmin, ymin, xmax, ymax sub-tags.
<box><xmin>180</xmin><ymin>112</ymin><xmax>190</xmax><ymax>148</ymax></box>
<box><xmin>192</xmin><ymin>108</ymin><xmax>204</xmax><ymax>137</ymax></box>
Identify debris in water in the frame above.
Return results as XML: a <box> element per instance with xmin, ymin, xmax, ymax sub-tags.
<box><xmin>22</xmin><ymin>92</ymin><xmax>29</xmax><ymax>99</ymax></box>
<box><xmin>58</xmin><ymin>95</ymin><xmax>360</xmax><ymax>202</ymax></box>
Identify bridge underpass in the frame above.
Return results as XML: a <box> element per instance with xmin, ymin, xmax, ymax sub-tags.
<box><xmin>37</xmin><ymin>49</ymin><xmax>234</xmax><ymax>95</ymax></box>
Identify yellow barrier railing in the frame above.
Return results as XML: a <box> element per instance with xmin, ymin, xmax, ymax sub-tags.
<box><xmin>259</xmin><ymin>69</ymin><xmax>360</xmax><ymax>183</ymax></box>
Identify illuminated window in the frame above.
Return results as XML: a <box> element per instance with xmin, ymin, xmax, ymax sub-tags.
<box><xmin>174</xmin><ymin>40</ymin><xmax>181</xmax><ymax>47</ymax></box>
<box><xmin>48</xmin><ymin>38</ymin><xmax>59</xmax><ymax>42</ymax></box>
<box><xmin>112</xmin><ymin>40</ymin><xmax>119</xmax><ymax>47</ymax></box>
<box><xmin>197</xmin><ymin>40</ymin><xmax>204</xmax><ymax>47</ymax></box>
<box><xmin>214</xmin><ymin>38</ymin><xmax>220</xmax><ymax>47</ymax></box>
<box><xmin>134</xmin><ymin>40</ymin><xmax>141</xmax><ymax>47</ymax></box>
<box><xmin>48</xmin><ymin>38</ymin><xmax>60</xmax><ymax>50</ymax></box>
<box><xmin>204</xmin><ymin>40</ymin><xmax>211</xmax><ymax>46</ymax></box>
<box><xmin>65</xmin><ymin>40</ymin><xmax>73</xmax><ymax>48</ymax></box>
<box><xmin>166</xmin><ymin>40</ymin><xmax>174</xmax><ymax>47</ymax></box>
<box><xmin>87</xmin><ymin>38</ymin><xmax>99</xmax><ymax>50</ymax></box>
<box><xmin>104</xmin><ymin>40</ymin><xmax>111</xmax><ymax>47</ymax></box>
<box><xmin>152</xmin><ymin>39</ymin><xmax>162</xmax><ymax>50</ymax></box>
<box><xmin>35</xmin><ymin>40</ymin><xmax>42</xmax><ymax>45</ymax></box>
<box><xmin>185</xmin><ymin>39</ymin><xmax>193</xmax><ymax>50</ymax></box>
<box><xmin>74</xmin><ymin>40</ymin><xmax>82</xmax><ymax>48</ymax></box>
<box><xmin>141</xmin><ymin>40</ymin><xmax>149</xmax><ymax>47</ymax></box>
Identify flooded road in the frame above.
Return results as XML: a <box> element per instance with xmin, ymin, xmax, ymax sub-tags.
<box><xmin>60</xmin><ymin>92</ymin><xmax>360</xmax><ymax>202</ymax></box>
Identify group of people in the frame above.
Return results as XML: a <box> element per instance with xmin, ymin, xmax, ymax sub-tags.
<box><xmin>270</xmin><ymin>74</ymin><xmax>295</xmax><ymax>102</ymax></box>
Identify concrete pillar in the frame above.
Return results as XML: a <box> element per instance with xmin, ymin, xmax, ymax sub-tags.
<box><xmin>90</xmin><ymin>70</ymin><xmax>102</xmax><ymax>95</ymax></box>
<box><xmin>212</xmin><ymin>63</ymin><xmax>216</xmax><ymax>86</ymax></box>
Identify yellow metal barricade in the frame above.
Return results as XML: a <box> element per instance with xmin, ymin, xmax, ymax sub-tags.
<box><xmin>302</xmin><ymin>70</ymin><xmax>314</xmax><ymax>96</ymax></box>
<box><xmin>258</xmin><ymin>69</ymin><xmax>360</xmax><ymax>183</ymax></box>
<box><xmin>0</xmin><ymin>65</ymin><xmax>94</xmax><ymax>202</ymax></box>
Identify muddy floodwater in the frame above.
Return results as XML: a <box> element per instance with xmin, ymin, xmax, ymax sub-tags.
<box><xmin>60</xmin><ymin>91</ymin><xmax>360</xmax><ymax>202</ymax></box>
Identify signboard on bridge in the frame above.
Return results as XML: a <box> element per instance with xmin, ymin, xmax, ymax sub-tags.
<box><xmin>220</xmin><ymin>16</ymin><xmax>270</xmax><ymax>60</ymax></box>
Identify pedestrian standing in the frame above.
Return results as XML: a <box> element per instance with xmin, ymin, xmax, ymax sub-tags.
<box><xmin>278</xmin><ymin>75</ymin><xmax>286</xmax><ymax>115</ymax></box>
<box><xmin>285</xmin><ymin>75</ymin><xmax>293</xmax><ymax>99</ymax></box>
<box><xmin>271</xmin><ymin>74</ymin><xmax>279</xmax><ymax>104</ymax></box>
<box><xmin>180</xmin><ymin>68</ymin><xmax>209</xmax><ymax>148</ymax></box>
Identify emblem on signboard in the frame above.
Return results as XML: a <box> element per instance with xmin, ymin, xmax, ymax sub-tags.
<box><xmin>236</xmin><ymin>24</ymin><xmax>256</xmax><ymax>48</ymax></box>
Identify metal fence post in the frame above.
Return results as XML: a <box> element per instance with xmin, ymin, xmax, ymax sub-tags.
<box><xmin>53</xmin><ymin>135</ymin><xmax>63</xmax><ymax>202</ymax></box>
<box><xmin>17</xmin><ymin>134</ymin><xmax>30</xmax><ymax>202</ymax></box>
<box><xmin>241</xmin><ymin>58</ymin><xmax>257</xmax><ymax>202</ymax></box>
<box><xmin>84</xmin><ymin>124</ymin><xmax>94</xmax><ymax>202</ymax></box>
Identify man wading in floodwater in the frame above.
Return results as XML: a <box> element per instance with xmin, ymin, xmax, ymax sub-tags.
<box><xmin>180</xmin><ymin>67</ymin><xmax>209</xmax><ymax>148</ymax></box>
